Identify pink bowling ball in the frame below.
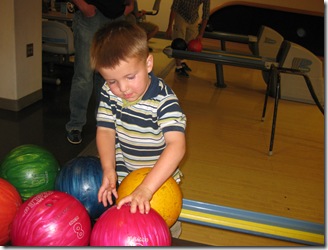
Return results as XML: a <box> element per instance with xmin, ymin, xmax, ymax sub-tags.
<box><xmin>90</xmin><ymin>204</ymin><xmax>171</xmax><ymax>246</ymax></box>
<box><xmin>11</xmin><ymin>191</ymin><xmax>91</xmax><ymax>246</ymax></box>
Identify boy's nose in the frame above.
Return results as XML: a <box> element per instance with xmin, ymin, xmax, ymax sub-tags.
<box><xmin>119</xmin><ymin>82</ymin><xmax>128</xmax><ymax>93</ymax></box>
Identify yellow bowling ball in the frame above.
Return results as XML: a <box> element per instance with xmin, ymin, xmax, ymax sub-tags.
<box><xmin>116</xmin><ymin>167</ymin><xmax>182</xmax><ymax>228</ymax></box>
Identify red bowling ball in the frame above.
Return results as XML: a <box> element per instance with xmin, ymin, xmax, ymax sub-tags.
<box><xmin>10</xmin><ymin>191</ymin><xmax>91</xmax><ymax>246</ymax></box>
<box><xmin>90</xmin><ymin>204</ymin><xmax>171</xmax><ymax>246</ymax></box>
<box><xmin>187</xmin><ymin>39</ymin><xmax>203</xmax><ymax>52</ymax></box>
<box><xmin>0</xmin><ymin>178</ymin><xmax>22</xmax><ymax>245</ymax></box>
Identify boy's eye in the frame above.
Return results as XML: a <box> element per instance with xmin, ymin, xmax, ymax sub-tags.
<box><xmin>107</xmin><ymin>80</ymin><xmax>116</xmax><ymax>85</ymax></box>
<box><xmin>127</xmin><ymin>75</ymin><xmax>136</xmax><ymax>80</ymax></box>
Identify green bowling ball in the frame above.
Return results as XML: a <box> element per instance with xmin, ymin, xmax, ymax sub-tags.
<box><xmin>0</xmin><ymin>144</ymin><xmax>60</xmax><ymax>201</ymax></box>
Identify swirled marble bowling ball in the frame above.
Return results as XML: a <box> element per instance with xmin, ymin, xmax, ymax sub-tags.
<box><xmin>11</xmin><ymin>191</ymin><xmax>91</xmax><ymax>246</ymax></box>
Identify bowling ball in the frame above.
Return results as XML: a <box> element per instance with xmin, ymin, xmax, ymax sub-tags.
<box><xmin>205</xmin><ymin>22</ymin><xmax>214</xmax><ymax>32</ymax></box>
<box><xmin>171</xmin><ymin>38</ymin><xmax>187</xmax><ymax>50</ymax></box>
<box><xmin>0</xmin><ymin>144</ymin><xmax>60</xmax><ymax>201</ymax></box>
<box><xmin>55</xmin><ymin>156</ymin><xmax>116</xmax><ymax>220</ymax></box>
<box><xmin>10</xmin><ymin>191</ymin><xmax>91</xmax><ymax>246</ymax></box>
<box><xmin>116</xmin><ymin>167</ymin><xmax>183</xmax><ymax>228</ymax></box>
<box><xmin>187</xmin><ymin>39</ymin><xmax>203</xmax><ymax>52</ymax></box>
<box><xmin>90</xmin><ymin>204</ymin><xmax>171</xmax><ymax>246</ymax></box>
<box><xmin>0</xmin><ymin>178</ymin><xmax>22</xmax><ymax>245</ymax></box>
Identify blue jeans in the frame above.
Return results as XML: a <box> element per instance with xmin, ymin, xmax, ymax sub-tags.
<box><xmin>66</xmin><ymin>10</ymin><xmax>125</xmax><ymax>132</ymax></box>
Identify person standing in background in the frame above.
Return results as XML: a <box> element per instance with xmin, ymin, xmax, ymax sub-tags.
<box><xmin>166</xmin><ymin>0</ymin><xmax>210</xmax><ymax>78</ymax></box>
<box><xmin>125</xmin><ymin>0</ymin><xmax>159</xmax><ymax>51</ymax></box>
<box><xmin>66</xmin><ymin>0</ymin><xmax>134</xmax><ymax>144</ymax></box>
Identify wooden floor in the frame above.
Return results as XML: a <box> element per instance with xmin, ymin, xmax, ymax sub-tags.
<box><xmin>1</xmin><ymin>32</ymin><xmax>323</xmax><ymax>246</ymax></box>
<box><xmin>162</xmin><ymin>39</ymin><xmax>325</xmax><ymax>246</ymax></box>
<box><xmin>78</xmin><ymin>38</ymin><xmax>325</xmax><ymax>246</ymax></box>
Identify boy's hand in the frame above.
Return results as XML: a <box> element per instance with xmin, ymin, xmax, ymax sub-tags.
<box><xmin>98</xmin><ymin>170</ymin><xmax>118</xmax><ymax>207</ymax></box>
<box><xmin>116</xmin><ymin>184</ymin><xmax>153</xmax><ymax>214</ymax></box>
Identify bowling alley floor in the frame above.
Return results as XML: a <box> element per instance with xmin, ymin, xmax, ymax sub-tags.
<box><xmin>164</xmin><ymin>39</ymin><xmax>324</xmax><ymax>247</ymax></box>
<box><xmin>0</xmin><ymin>63</ymin><xmax>96</xmax><ymax>167</ymax></box>
<box><xmin>0</xmin><ymin>37</ymin><xmax>325</xmax><ymax>247</ymax></box>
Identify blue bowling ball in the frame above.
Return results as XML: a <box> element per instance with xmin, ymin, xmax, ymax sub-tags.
<box><xmin>55</xmin><ymin>156</ymin><xmax>116</xmax><ymax>220</ymax></box>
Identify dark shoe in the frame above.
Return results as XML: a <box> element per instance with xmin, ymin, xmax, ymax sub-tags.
<box><xmin>67</xmin><ymin>130</ymin><xmax>82</xmax><ymax>144</ymax></box>
<box><xmin>181</xmin><ymin>62</ymin><xmax>192</xmax><ymax>71</ymax></box>
<box><xmin>175</xmin><ymin>67</ymin><xmax>189</xmax><ymax>78</ymax></box>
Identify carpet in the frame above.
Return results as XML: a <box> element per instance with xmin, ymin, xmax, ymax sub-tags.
<box><xmin>79</xmin><ymin>38</ymin><xmax>174</xmax><ymax>157</ymax></box>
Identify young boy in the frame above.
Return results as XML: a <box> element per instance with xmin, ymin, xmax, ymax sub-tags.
<box><xmin>90</xmin><ymin>21</ymin><xmax>186</xmax><ymax>221</ymax></box>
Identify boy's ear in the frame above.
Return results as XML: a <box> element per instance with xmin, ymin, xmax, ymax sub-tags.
<box><xmin>146</xmin><ymin>54</ymin><xmax>154</xmax><ymax>73</ymax></box>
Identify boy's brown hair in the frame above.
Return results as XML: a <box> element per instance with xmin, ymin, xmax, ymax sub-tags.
<box><xmin>90</xmin><ymin>20</ymin><xmax>148</xmax><ymax>70</ymax></box>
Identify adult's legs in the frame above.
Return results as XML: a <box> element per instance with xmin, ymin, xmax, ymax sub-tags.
<box><xmin>139</xmin><ymin>21</ymin><xmax>159</xmax><ymax>41</ymax></box>
<box><xmin>172</xmin><ymin>14</ymin><xmax>191</xmax><ymax>77</ymax></box>
<box><xmin>66</xmin><ymin>11</ymin><xmax>95</xmax><ymax>134</ymax></box>
<box><xmin>66</xmin><ymin>11</ymin><xmax>124</xmax><ymax>143</ymax></box>
<box><xmin>172</xmin><ymin>14</ymin><xmax>186</xmax><ymax>67</ymax></box>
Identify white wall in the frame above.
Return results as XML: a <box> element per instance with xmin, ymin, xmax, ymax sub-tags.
<box><xmin>0</xmin><ymin>0</ymin><xmax>42</xmax><ymax>111</ymax></box>
<box><xmin>140</xmin><ymin>0</ymin><xmax>324</xmax><ymax>32</ymax></box>
<box><xmin>0</xmin><ymin>1</ymin><xmax>16</xmax><ymax>101</ymax></box>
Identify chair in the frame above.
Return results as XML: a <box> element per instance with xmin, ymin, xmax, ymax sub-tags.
<box><xmin>145</xmin><ymin>0</ymin><xmax>161</xmax><ymax>15</ymax></box>
<box><xmin>261</xmin><ymin>40</ymin><xmax>324</xmax><ymax>155</ymax></box>
<box><xmin>42</xmin><ymin>20</ymin><xmax>74</xmax><ymax>85</ymax></box>
<box><xmin>203</xmin><ymin>25</ymin><xmax>284</xmax><ymax>60</ymax></box>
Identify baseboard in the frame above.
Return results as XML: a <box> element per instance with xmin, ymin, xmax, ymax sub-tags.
<box><xmin>0</xmin><ymin>89</ymin><xmax>43</xmax><ymax>111</ymax></box>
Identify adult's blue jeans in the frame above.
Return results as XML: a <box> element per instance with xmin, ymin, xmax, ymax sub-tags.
<box><xmin>66</xmin><ymin>10</ymin><xmax>125</xmax><ymax>132</ymax></box>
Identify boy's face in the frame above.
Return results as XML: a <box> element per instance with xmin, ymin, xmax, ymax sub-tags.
<box><xmin>99</xmin><ymin>55</ymin><xmax>154</xmax><ymax>102</ymax></box>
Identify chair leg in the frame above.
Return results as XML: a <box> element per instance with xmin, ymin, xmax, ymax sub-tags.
<box><xmin>261</xmin><ymin>65</ymin><xmax>275</xmax><ymax>121</ymax></box>
<box><xmin>268</xmin><ymin>70</ymin><xmax>280</xmax><ymax>156</ymax></box>
<box><xmin>261</xmin><ymin>79</ymin><xmax>270</xmax><ymax>121</ymax></box>
<box><xmin>302</xmin><ymin>74</ymin><xmax>324</xmax><ymax>115</ymax></box>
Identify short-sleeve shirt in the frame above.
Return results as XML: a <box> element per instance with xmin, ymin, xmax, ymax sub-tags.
<box><xmin>97</xmin><ymin>72</ymin><xmax>187</xmax><ymax>182</ymax></box>
<box><xmin>171</xmin><ymin>0</ymin><xmax>210</xmax><ymax>24</ymax></box>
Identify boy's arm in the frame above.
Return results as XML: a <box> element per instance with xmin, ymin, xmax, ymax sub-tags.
<box><xmin>141</xmin><ymin>131</ymin><xmax>186</xmax><ymax>194</ymax></box>
<box><xmin>117</xmin><ymin>130</ymin><xmax>186</xmax><ymax>214</ymax></box>
<box><xmin>97</xmin><ymin>126</ymin><xmax>118</xmax><ymax>207</ymax></box>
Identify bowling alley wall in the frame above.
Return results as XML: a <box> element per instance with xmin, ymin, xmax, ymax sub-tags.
<box><xmin>0</xmin><ymin>0</ymin><xmax>323</xmax><ymax>111</ymax></box>
<box><xmin>143</xmin><ymin>0</ymin><xmax>324</xmax><ymax>32</ymax></box>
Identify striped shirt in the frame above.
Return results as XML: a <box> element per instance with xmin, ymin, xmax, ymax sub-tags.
<box><xmin>171</xmin><ymin>0</ymin><xmax>210</xmax><ymax>24</ymax></box>
<box><xmin>97</xmin><ymin>72</ymin><xmax>186</xmax><ymax>183</ymax></box>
